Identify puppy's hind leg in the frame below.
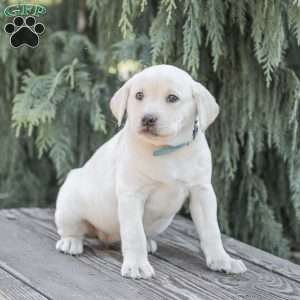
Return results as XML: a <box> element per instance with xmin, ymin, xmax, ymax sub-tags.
<box><xmin>55</xmin><ymin>171</ymin><xmax>87</xmax><ymax>255</ymax></box>
<box><xmin>55</xmin><ymin>210</ymin><xmax>87</xmax><ymax>255</ymax></box>
<box><xmin>147</xmin><ymin>239</ymin><xmax>157</xmax><ymax>254</ymax></box>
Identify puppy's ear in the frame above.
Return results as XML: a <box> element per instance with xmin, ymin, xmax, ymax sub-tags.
<box><xmin>110</xmin><ymin>81</ymin><xmax>130</xmax><ymax>127</ymax></box>
<box><xmin>192</xmin><ymin>81</ymin><xmax>219</xmax><ymax>131</ymax></box>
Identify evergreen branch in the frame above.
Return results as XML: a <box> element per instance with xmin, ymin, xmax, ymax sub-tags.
<box><xmin>162</xmin><ymin>0</ymin><xmax>177</xmax><ymax>25</ymax></box>
<box><xmin>119</xmin><ymin>0</ymin><xmax>134</xmax><ymax>37</ymax></box>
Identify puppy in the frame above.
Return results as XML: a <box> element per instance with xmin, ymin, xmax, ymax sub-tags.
<box><xmin>55</xmin><ymin>65</ymin><xmax>247</xmax><ymax>279</ymax></box>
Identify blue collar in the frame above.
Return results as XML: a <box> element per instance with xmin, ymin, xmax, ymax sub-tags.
<box><xmin>153</xmin><ymin>120</ymin><xmax>199</xmax><ymax>157</ymax></box>
<box><xmin>153</xmin><ymin>141</ymin><xmax>191</xmax><ymax>156</ymax></box>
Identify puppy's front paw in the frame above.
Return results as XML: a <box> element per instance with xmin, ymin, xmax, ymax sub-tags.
<box><xmin>121</xmin><ymin>259</ymin><xmax>155</xmax><ymax>279</ymax></box>
<box><xmin>206</xmin><ymin>253</ymin><xmax>247</xmax><ymax>274</ymax></box>
<box><xmin>56</xmin><ymin>237</ymin><xmax>83</xmax><ymax>255</ymax></box>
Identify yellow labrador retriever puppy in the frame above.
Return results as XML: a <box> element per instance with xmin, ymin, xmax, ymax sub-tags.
<box><xmin>55</xmin><ymin>65</ymin><xmax>247</xmax><ymax>279</ymax></box>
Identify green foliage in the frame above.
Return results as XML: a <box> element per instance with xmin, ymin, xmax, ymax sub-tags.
<box><xmin>0</xmin><ymin>1</ymin><xmax>117</xmax><ymax>206</ymax></box>
<box><xmin>182</xmin><ymin>0</ymin><xmax>202</xmax><ymax>76</ymax></box>
<box><xmin>1</xmin><ymin>0</ymin><xmax>300</xmax><ymax>259</ymax></box>
<box><xmin>150</xmin><ymin>1</ymin><xmax>177</xmax><ymax>64</ymax></box>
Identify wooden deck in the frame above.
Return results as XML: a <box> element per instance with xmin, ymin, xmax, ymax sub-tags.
<box><xmin>0</xmin><ymin>209</ymin><xmax>300</xmax><ymax>300</ymax></box>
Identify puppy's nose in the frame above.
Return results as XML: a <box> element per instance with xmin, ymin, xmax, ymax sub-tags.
<box><xmin>141</xmin><ymin>114</ymin><xmax>157</xmax><ymax>127</ymax></box>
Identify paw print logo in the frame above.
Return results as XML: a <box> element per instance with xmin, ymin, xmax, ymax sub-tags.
<box><xmin>4</xmin><ymin>16</ymin><xmax>45</xmax><ymax>48</ymax></box>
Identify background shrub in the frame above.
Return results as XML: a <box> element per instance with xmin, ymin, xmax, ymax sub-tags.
<box><xmin>1</xmin><ymin>0</ymin><xmax>300</xmax><ymax>259</ymax></box>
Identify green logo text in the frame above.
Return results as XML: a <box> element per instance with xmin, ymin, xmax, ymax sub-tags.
<box><xmin>4</xmin><ymin>4</ymin><xmax>47</xmax><ymax>17</ymax></box>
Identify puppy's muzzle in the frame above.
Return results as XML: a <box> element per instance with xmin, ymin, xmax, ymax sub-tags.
<box><xmin>141</xmin><ymin>114</ymin><xmax>157</xmax><ymax>129</ymax></box>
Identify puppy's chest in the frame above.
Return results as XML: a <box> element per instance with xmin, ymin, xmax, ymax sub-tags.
<box><xmin>146</xmin><ymin>155</ymin><xmax>203</xmax><ymax>186</ymax></box>
<box><xmin>145</xmin><ymin>182</ymin><xmax>188</xmax><ymax>219</ymax></box>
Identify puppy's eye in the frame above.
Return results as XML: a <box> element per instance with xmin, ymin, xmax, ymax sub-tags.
<box><xmin>166</xmin><ymin>94</ymin><xmax>179</xmax><ymax>103</ymax></box>
<box><xmin>136</xmin><ymin>92</ymin><xmax>144</xmax><ymax>101</ymax></box>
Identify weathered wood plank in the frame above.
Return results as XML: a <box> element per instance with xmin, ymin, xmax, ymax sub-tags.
<box><xmin>0</xmin><ymin>209</ymin><xmax>247</xmax><ymax>300</ymax></box>
<box><xmin>0</xmin><ymin>209</ymin><xmax>171</xmax><ymax>300</ymax></box>
<box><xmin>17</xmin><ymin>208</ymin><xmax>250</xmax><ymax>300</ymax></box>
<box><xmin>16</xmin><ymin>208</ymin><xmax>300</xmax><ymax>300</ymax></box>
<box><xmin>156</xmin><ymin>227</ymin><xmax>300</xmax><ymax>300</ymax></box>
<box><xmin>0</xmin><ymin>267</ymin><xmax>47</xmax><ymax>300</ymax></box>
<box><xmin>171</xmin><ymin>215</ymin><xmax>300</xmax><ymax>283</ymax></box>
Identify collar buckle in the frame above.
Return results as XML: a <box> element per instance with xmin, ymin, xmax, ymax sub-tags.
<box><xmin>193</xmin><ymin>119</ymin><xmax>199</xmax><ymax>140</ymax></box>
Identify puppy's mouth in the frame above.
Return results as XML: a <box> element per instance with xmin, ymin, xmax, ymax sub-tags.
<box><xmin>139</xmin><ymin>127</ymin><xmax>174</xmax><ymax>140</ymax></box>
<box><xmin>140</xmin><ymin>127</ymin><xmax>159</xmax><ymax>136</ymax></box>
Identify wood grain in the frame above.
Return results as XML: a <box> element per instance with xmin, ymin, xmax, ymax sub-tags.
<box><xmin>18</xmin><ymin>209</ymin><xmax>300</xmax><ymax>299</ymax></box>
<box><xmin>1</xmin><ymin>208</ymin><xmax>300</xmax><ymax>300</ymax></box>
<box><xmin>0</xmin><ymin>268</ymin><xmax>47</xmax><ymax>300</ymax></box>
<box><xmin>171</xmin><ymin>216</ymin><xmax>300</xmax><ymax>283</ymax></box>
<box><xmin>0</xmin><ymin>209</ymin><xmax>238</xmax><ymax>300</ymax></box>
<box><xmin>156</xmin><ymin>227</ymin><xmax>300</xmax><ymax>300</ymax></box>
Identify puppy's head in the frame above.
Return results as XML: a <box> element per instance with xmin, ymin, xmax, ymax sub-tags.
<box><xmin>110</xmin><ymin>65</ymin><xmax>219</xmax><ymax>145</ymax></box>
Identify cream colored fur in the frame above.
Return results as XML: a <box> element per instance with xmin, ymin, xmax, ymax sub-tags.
<box><xmin>55</xmin><ymin>65</ymin><xmax>247</xmax><ymax>279</ymax></box>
